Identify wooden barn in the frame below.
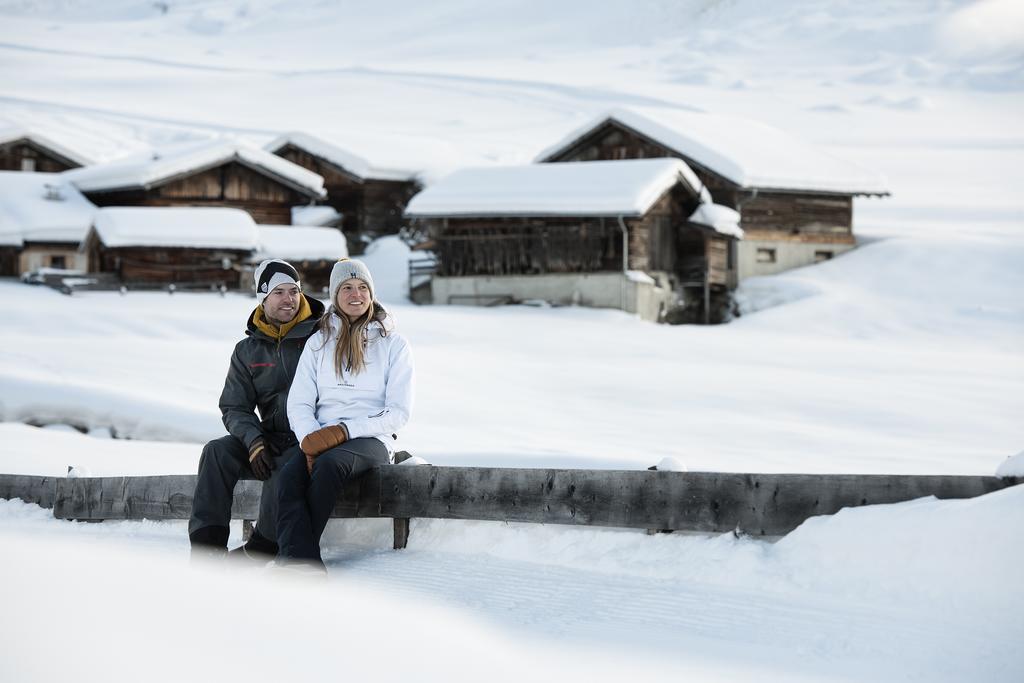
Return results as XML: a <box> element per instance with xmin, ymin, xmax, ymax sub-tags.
<box><xmin>265</xmin><ymin>132</ymin><xmax>420</xmax><ymax>255</ymax></box>
<box><xmin>0</xmin><ymin>128</ymin><xmax>89</xmax><ymax>173</ymax></box>
<box><xmin>535</xmin><ymin>108</ymin><xmax>889</xmax><ymax>279</ymax></box>
<box><xmin>81</xmin><ymin>207</ymin><xmax>258</xmax><ymax>288</ymax></box>
<box><xmin>249</xmin><ymin>224</ymin><xmax>349</xmax><ymax>294</ymax></box>
<box><xmin>0</xmin><ymin>171</ymin><xmax>96</xmax><ymax>277</ymax></box>
<box><xmin>62</xmin><ymin>140</ymin><xmax>326</xmax><ymax>225</ymax></box>
<box><xmin>405</xmin><ymin>158</ymin><xmax>742</xmax><ymax>323</ymax></box>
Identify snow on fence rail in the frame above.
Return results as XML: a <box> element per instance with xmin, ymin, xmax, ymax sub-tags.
<box><xmin>1</xmin><ymin>467</ymin><xmax>1017</xmax><ymax>548</ymax></box>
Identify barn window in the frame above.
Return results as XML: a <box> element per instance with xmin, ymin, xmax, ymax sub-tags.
<box><xmin>21</xmin><ymin>157</ymin><xmax>35</xmax><ymax>172</ymax></box>
<box><xmin>756</xmin><ymin>248</ymin><xmax>776</xmax><ymax>263</ymax></box>
<box><xmin>814</xmin><ymin>250</ymin><xmax>833</xmax><ymax>262</ymax></box>
<box><xmin>50</xmin><ymin>255</ymin><xmax>66</xmax><ymax>269</ymax></box>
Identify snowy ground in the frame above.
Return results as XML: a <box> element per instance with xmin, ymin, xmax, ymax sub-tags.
<box><xmin>1</xmin><ymin>1</ymin><xmax>1022</xmax><ymax>681</ymax></box>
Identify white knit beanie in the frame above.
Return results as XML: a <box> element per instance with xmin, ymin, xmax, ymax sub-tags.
<box><xmin>254</xmin><ymin>259</ymin><xmax>301</xmax><ymax>305</ymax></box>
<box><xmin>329</xmin><ymin>258</ymin><xmax>375</xmax><ymax>305</ymax></box>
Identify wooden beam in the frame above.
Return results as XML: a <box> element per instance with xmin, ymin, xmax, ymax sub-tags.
<box><xmin>8</xmin><ymin>468</ymin><xmax>1013</xmax><ymax>540</ymax></box>
<box><xmin>0</xmin><ymin>474</ymin><xmax>59</xmax><ymax>510</ymax></box>
<box><xmin>374</xmin><ymin>468</ymin><xmax>1017</xmax><ymax>536</ymax></box>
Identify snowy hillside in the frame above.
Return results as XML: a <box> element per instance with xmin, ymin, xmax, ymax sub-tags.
<box><xmin>1</xmin><ymin>1</ymin><xmax>1022</xmax><ymax>681</ymax></box>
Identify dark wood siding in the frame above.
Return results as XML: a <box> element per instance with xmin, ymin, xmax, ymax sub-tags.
<box><xmin>740</xmin><ymin>192</ymin><xmax>853</xmax><ymax>236</ymax></box>
<box><xmin>82</xmin><ymin>161</ymin><xmax>311</xmax><ymax>225</ymax></box>
<box><xmin>0</xmin><ymin>246</ymin><xmax>19</xmax><ymax>276</ymax></box>
<box><xmin>273</xmin><ymin>143</ymin><xmax>419</xmax><ymax>254</ymax></box>
<box><xmin>425</xmin><ymin>216</ymin><xmax>621</xmax><ymax>277</ymax></box>
<box><xmin>0</xmin><ymin>139</ymin><xmax>82</xmax><ymax>172</ymax></box>
<box><xmin>93</xmin><ymin>246</ymin><xmax>246</xmax><ymax>286</ymax></box>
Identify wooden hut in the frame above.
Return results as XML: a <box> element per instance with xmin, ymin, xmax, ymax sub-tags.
<box><xmin>405</xmin><ymin>158</ymin><xmax>742</xmax><ymax>323</ymax></box>
<box><xmin>63</xmin><ymin>140</ymin><xmax>326</xmax><ymax>225</ymax></box>
<box><xmin>0</xmin><ymin>128</ymin><xmax>89</xmax><ymax>173</ymax></box>
<box><xmin>535</xmin><ymin>108</ymin><xmax>889</xmax><ymax>280</ymax></box>
<box><xmin>250</xmin><ymin>225</ymin><xmax>349</xmax><ymax>294</ymax></box>
<box><xmin>0</xmin><ymin>171</ymin><xmax>95</xmax><ymax>277</ymax></box>
<box><xmin>265</xmin><ymin>132</ymin><xmax>420</xmax><ymax>255</ymax></box>
<box><xmin>81</xmin><ymin>207</ymin><xmax>258</xmax><ymax>288</ymax></box>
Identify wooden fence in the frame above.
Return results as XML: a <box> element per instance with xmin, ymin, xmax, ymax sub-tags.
<box><xmin>1</xmin><ymin>467</ymin><xmax>1016</xmax><ymax>549</ymax></box>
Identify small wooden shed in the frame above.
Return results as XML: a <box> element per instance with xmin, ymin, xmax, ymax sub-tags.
<box><xmin>536</xmin><ymin>108</ymin><xmax>889</xmax><ymax>280</ymax></box>
<box><xmin>0</xmin><ymin>171</ymin><xmax>95</xmax><ymax>276</ymax></box>
<box><xmin>81</xmin><ymin>207</ymin><xmax>258</xmax><ymax>288</ymax></box>
<box><xmin>0</xmin><ymin>128</ymin><xmax>89</xmax><ymax>173</ymax></box>
<box><xmin>405</xmin><ymin>158</ymin><xmax>742</xmax><ymax>322</ymax></box>
<box><xmin>63</xmin><ymin>140</ymin><xmax>326</xmax><ymax>226</ymax></box>
<box><xmin>265</xmin><ymin>132</ymin><xmax>420</xmax><ymax>255</ymax></box>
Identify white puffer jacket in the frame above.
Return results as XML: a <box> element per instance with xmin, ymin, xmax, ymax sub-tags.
<box><xmin>287</xmin><ymin>312</ymin><xmax>414</xmax><ymax>455</ymax></box>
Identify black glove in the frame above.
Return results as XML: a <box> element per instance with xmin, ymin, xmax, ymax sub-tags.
<box><xmin>248</xmin><ymin>437</ymin><xmax>278</xmax><ymax>481</ymax></box>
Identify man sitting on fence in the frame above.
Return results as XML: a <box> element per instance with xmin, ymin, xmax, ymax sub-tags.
<box><xmin>189</xmin><ymin>259</ymin><xmax>325</xmax><ymax>560</ymax></box>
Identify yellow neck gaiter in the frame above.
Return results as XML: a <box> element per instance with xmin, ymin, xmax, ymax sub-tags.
<box><xmin>252</xmin><ymin>294</ymin><xmax>313</xmax><ymax>341</ymax></box>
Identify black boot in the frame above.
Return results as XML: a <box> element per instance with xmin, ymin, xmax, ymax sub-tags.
<box><xmin>228</xmin><ymin>529</ymin><xmax>278</xmax><ymax>564</ymax></box>
<box><xmin>189</xmin><ymin>525</ymin><xmax>229</xmax><ymax>563</ymax></box>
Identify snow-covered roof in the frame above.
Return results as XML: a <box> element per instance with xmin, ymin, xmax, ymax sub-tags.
<box><xmin>0</xmin><ymin>126</ymin><xmax>92</xmax><ymax>167</ymax></box>
<box><xmin>254</xmin><ymin>225</ymin><xmax>348</xmax><ymax>262</ymax></box>
<box><xmin>405</xmin><ymin>158</ymin><xmax>709</xmax><ymax>218</ymax></box>
<box><xmin>89</xmin><ymin>207</ymin><xmax>258</xmax><ymax>250</ymax></box>
<box><xmin>63</xmin><ymin>139</ymin><xmax>326</xmax><ymax>198</ymax></box>
<box><xmin>292</xmin><ymin>204</ymin><xmax>342</xmax><ymax>227</ymax></box>
<box><xmin>0</xmin><ymin>171</ymin><xmax>97</xmax><ymax>244</ymax></box>
<box><xmin>265</xmin><ymin>132</ymin><xmax>418</xmax><ymax>182</ymax></box>
<box><xmin>689</xmin><ymin>203</ymin><xmax>743</xmax><ymax>239</ymax></box>
<box><xmin>535</xmin><ymin>107</ymin><xmax>890</xmax><ymax>196</ymax></box>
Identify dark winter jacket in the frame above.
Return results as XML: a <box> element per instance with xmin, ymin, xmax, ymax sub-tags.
<box><xmin>219</xmin><ymin>294</ymin><xmax>326</xmax><ymax>451</ymax></box>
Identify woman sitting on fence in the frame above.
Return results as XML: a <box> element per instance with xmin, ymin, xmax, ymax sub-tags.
<box><xmin>276</xmin><ymin>258</ymin><xmax>414</xmax><ymax>571</ymax></box>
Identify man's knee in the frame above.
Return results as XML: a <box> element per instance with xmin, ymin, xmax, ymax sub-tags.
<box><xmin>198</xmin><ymin>435</ymin><xmax>246</xmax><ymax>475</ymax></box>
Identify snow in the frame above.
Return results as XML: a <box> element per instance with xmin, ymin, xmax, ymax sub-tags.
<box><xmin>405</xmin><ymin>158</ymin><xmax>709</xmax><ymax>217</ymax></box>
<box><xmin>291</xmin><ymin>204</ymin><xmax>341</xmax><ymax>226</ymax></box>
<box><xmin>265</xmin><ymin>131</ymin><xmax>419</xmax><ymax>181</ymax></box>
<box><xmin>0</xmin><ymin>1</ymin><xmax>1022</xmax><ymax>680</ymax></box>
<box><xmin>536</xmin><ymin>107</ymin><xmax>891</xmax><ymax>196</ymax></box>
<box><xmin>90</xmin><ymin>206</ymin><xmax>257</xmax><ymax>249</ymax></box>
<box><xmin>0</xmin><ymin>171</ymin><xmax>97</xmax><ymax>243</ymax></box>
<box><xmin>62</xmin><ymin>138</ymin><xmax>326</xmax><ymax>198</ymax></box>
<box><xmin>995</xmin><ymin>450</ymin><xmax>1024</xmax><ymax>478</ymax></box>
<box><xmin>653</xmin><ymin>456</ymin><xmax>688</xmax><ymax>471</ymax></box>
<box><xmin>689</xmin><ymin>202</ymin><xmax>743</xmax><ymax>238</ymax></box>
<box><xmin>254</xmin><ymin>224</ymin><xmax>348</xmax><ymax>262</ymax></box>
<box><xmin>0</xmin><ymin>125</ymin><xmax>92</xmax><ymax>166</ymax></box>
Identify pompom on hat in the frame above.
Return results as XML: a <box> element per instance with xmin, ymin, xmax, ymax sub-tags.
<box><xmin>254</xmin><ymin>259</ymin><xmax>301</xmax><ymax>305</ymax></box>
<box><xmin>329</xmin><ymin>258</ymin><xmax>375</xmax><ymax>304</ymax></box>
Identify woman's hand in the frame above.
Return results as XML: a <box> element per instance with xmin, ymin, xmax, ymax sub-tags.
<box><xmin>300</xmin><ymin>424</ymin><xmax>348</xmax><ymax>461</ymax></box>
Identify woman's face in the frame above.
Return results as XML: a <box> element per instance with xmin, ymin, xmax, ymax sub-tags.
<box><xmin>336</xmin><ymin>277</ymin><xmax>371</xmax><ymax>320</ymax></box>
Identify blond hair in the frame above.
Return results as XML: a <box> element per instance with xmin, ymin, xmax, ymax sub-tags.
<box><xmin>318</xmin><ymin>302</ymin><xmax>387</xmax><ymax>378</ymax></box>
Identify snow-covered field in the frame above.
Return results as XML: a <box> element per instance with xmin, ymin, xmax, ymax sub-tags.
<box><xmin>1</xmin><ymin>1</ymin><xmax>1022</xmax><ymax>681</ymax></box>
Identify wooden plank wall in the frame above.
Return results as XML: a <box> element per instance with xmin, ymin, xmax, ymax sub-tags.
<box><xmin>3</xmin><ymin>469</ymin><xmax>1014</xmax><ymax>543</ymax></box>
<box><xmin>741</xmin><ymin>193</ymin><xmax>853</xmax><ymax>235</ymax></box>
<box><xmin>0</xmin><ymin>140</ymin><xmax>80</xmax><ymax>172</ymax></box>
<box><xmin>433</xmin><ymin>217</ymin><xmax>619</xmax><ymax>276</ymax></box>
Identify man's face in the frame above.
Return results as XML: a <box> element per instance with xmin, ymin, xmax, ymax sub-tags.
<box><xmin>262</xmin><ymin>284</ymin><xmax>301</xmax><ymax>326</ymax></box>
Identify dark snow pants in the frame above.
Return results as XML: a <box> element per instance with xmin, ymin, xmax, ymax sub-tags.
<box><xmin>188</xmin><ymin>434</ymin><xmax>298</xmax><ymax>548</ymax></box>
<box><xmin>275</xmin><ymin>437</ymin><xmax>389</xmax><ymax>563</ymax></box>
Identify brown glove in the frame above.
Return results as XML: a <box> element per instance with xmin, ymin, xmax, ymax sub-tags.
<box><xmin>300</xmin><ymin>424</ymin><xmax>348</xmax><ymax>458</ymax></box>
